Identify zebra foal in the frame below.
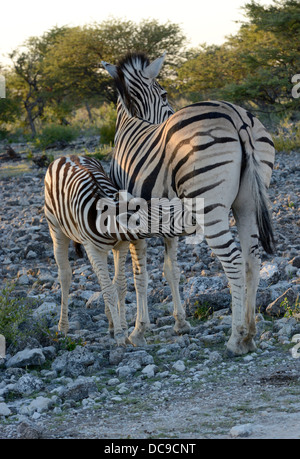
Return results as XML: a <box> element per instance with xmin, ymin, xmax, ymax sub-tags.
<box><xmin>102</xmin><ymin>53</ymin><xmax>275</xmax><ymax>356</ymax></box>
<box><xmin>44</xmin><ymin>154</ymin><xmax>194</xmax><ymax>345</ymax></box>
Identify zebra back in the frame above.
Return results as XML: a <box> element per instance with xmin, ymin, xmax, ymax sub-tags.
<box><xmin>103</xmin><ymin>53</ymin><xmax>275</xmax><ymax>253</ymax></box>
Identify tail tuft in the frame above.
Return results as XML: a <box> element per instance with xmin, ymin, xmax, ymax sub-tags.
<box><xmin>257</xmin><ymin>202</ymin><xmax>275</xmax><ymax>254</ymax></box>
<box><xmin>254</xmin><ymin>169</ymin><xmax>275</xmax><ymax>254</ymax></box>
<box><xmin>74</xmin><ymin>242</ymin><xmax>84</xmax><ymax>258</ymax></box>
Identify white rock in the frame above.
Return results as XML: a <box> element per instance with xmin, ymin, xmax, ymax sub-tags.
<box><xmin>230</xmin><ymin>423</ymin><xmax>253</xmax><ymax>438</ymax></box>
<box><xmin>33</xmin><ymin>302</ymin><xmax>57</xmax><ymax>318</ymax></box>
<box><xmin>0</xmin><ymin>402</ymin><xmax>11</xmax><ymax>417</ymax></box>
<box><xmin>260</xmin><ymin>263</ymin><xmax>279</xmax><ymax>283</ymax></box>
<box><xmin>6</xmin><ymin>348</ymin><xmax>45</xmax><ymax>368</ymax></box>
<box><xmin>18</xmin><ymin>274</ymin><xmax>30</xmax><ymax>285</ymax></box>
<box><xmin>172</xmin><ymin>360</ymin><xmax>186</xmax><ymax>372</ymax></box>
<box><xmin>107</xmin><ymin>377</ymin><xmax>120</xmax><ymax>386</ymax></box>
<box><xmin>142</xmin><ymin>364</ymin><xmax>158</xmax><ymax>378</ymax></box>
<box><xmin>26</xmin><ymin>396</ymin><xmax>52</xmax><ymax>415</ymax></box>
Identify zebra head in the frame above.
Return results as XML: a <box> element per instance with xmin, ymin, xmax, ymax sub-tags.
<box><xmin>102</xmin><ymin>53</ymin><xmax>174</xmax><ymax>123</ymax></box>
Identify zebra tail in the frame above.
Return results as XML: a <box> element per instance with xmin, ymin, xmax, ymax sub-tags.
<box><xmin>240</xmin><ymin>140</ymin><xmax>275</xmax><ymax>255</ymax></box>
<box><xmin>74</xmin><ymin>242</ymin><xmax>84</xmax><ymax>258</ymax></box>
<box><xmin>253</xmin><ymin>167</ymin><xmax>275</xmax><ymax>254</ymax></box>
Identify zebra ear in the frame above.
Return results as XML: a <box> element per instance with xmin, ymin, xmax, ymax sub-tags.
<box><xmin>102</xmin><ymin>61</ymin><xmax>118</xmax><ymax>79</ymax></box>
<box><xmin>143</xmin><ymin>52</ymin><xmax>166</xmax><ymax>79</ymax></box>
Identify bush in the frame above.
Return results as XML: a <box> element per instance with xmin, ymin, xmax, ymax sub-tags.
<box><xmin>273</xmin><ymin>119</ymin><xmax>300</xmax><ymax>153</ymax></box>
<box><xmin>34</xmin><ymin>124</ymin><xmax>80</xmax><ymax>149</ymax></box>
<box><xmin>98</xmin><ymin>103</ymin><xmax>117</xmax><ymax>145</ymax></box>
<box><xmin>0</xmin><ymin>283</ymin><xmax>32</xmax><ymax>348</ymax></box>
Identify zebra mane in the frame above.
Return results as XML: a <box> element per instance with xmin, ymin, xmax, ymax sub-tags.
<box><xmin>117</xmin><ymin>53</ymin><xmax>150</xmax><ymax>73</ymax></box>
<box><xmin>114</xmin><ymin>53</ymin><xmax>150</xmax><ymax>116</ymax></box>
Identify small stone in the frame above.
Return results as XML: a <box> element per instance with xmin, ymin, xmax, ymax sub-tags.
<box><xmin>285</xmin><ymin>260</ymin><xmax>298</xmax><ymax>276</ymax></box>
<box><xmin>230</xmin><ymin>423</ymin><xmax>253</xmax><ymax>438</ymax></box>
<box><xmin>17</xmin><ymin>421</ymin><xmax>43</xmax><ymax>439</ymax></box>
<box><xmin>111</xmin><ymin>396</ymin><xmax>122</xmax><ymax>402</ymax></box>
<box><xmin>109</xmin><ymin>347</ymin><xmax>125</xmax><ymax>366</ymax></box>
<box><xmin>26</xmin><ymin>250</ymin><xmax>37</xmax><ymax>259</ymax></box>
<box><xmin>18</xmin><ymin>274</ymin><xmax>30</xmax><ymax>285</ymax></box>
<box><xmin>208</xmin><ymin>351</ymin><xmax>222</xmax><ymax>363</ymax></box>
<box><xmin>14</xmin><ymin>373</ymin><xmax>44</xmax><ymax>395</ymax></box>
<box><xmin>172</xmin><ymin>360</ymin><xmax>186</xmax><ymax>372</ymax></box>
<box><xmin>116</xmin><ymin>365</ymin><xmax>136</xmax><ymax>379</ymax></box>
<box><xmin>6</xmin><ymin>348</ymin><xmax>45</xmax><ymax>368</ymax></box>
<box><xmin>25</xmin><ymin>396</ymin><xmax>53</xmax><ymax>415</ymax></box>
<box><xmin>33</xmin><ymin>302</ymin><xmax>57</xmax><ymax>318</ymax></box>
<box><xmin>260</xmin><ymin>263</ymin><xmax>280</xmax><ymax>284</ymax></box>
<box><xmin>142</xmin><ymin>364</ymin><xmax>158</xmax><ymax>378</ymax></box>
<box><xmin>107</xmin><ymin>377</ymin><xmax>120</xmax><ymax>386</ymax></box>
<box><xmin>0</xmin><ymin>402</ymin><xmax>11</xmax><ymax>417</ymax></box>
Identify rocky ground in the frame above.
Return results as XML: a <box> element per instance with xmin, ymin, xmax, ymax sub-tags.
<box><xmin>0</xmin><ymin>139</ymin><xmax>299</xmax><ymax>440</ymax></box>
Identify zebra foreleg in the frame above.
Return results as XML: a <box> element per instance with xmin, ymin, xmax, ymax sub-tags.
<box><xmin>84</xmin><ymin>244</ymin><xmax>126</xmax><ymax>346</ymax></box>
<box><xmin>50</xmin><ymin>227</ymin><xmax>72</xmax><ymax>336</ymax></box>
<box><xmin>163</xmin><ymin>238</ymin><xmax>191</xmax><ymax>335</ymax></box>
<box><xmin>112</xmin><ymin>241</ymin><xmax>130</xmax><ymax>340</ymax></box>
<box><xmin>128</xmin><ymin>239</ymin><xmax>150</xmax><ymax>346</ymax></box>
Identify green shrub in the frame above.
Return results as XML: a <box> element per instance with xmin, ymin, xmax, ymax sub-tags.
<box><xmin>98</xmin><ymin>103</ymin><xmax>117</xmax><ymax>145</ymax></box>
<box><xmin>273</xmin><ymin>120</ymin><xmax>300</xmax><ymax>152</ymax></box>
<box><xmin>34</xmin><ymin>124</ymin><xmax>79</xmax><ymax>149</ymax></box>
<box><xmin>84</xmin><ymin>145</ymin><xmax>113</xmax><ymax>161</ymax></box>
<box><xmin>0</xmin><ymin>283</ymin><xmax>33</xmax><ymax>348</ymax></box>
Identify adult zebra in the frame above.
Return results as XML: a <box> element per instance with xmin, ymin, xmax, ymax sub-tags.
<box><xmin>102</xmin><ymin>53</ymin><xmax>275</xmax><ymax>356</ymax></box>
<box><xmin>44</xmin><ymin>154</ymin><xmax>194</xmax><ymax>345</ymax></box>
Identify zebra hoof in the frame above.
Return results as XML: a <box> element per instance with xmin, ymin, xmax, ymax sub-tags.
<box><xmin>226</xmin><ymin>336</ymin><xmax>256</xmax><ymax>356</ymax></box>
<box><xmin>128</xmin><ymin>330</ymin><xmax>147</xmax><ymax>347</ymax></box>
<box><xmin>114</xmin><ymin>332</ymin><xmax>126</xmax><ymax>347</ymax></box>
<box><xmin>58</xmin><ymin>321</ymin><xmax>69</xmax><ymax>336</ymax></box>
<box><xmin>174</xmin><ymin>320</ymin><xmax>191</xmax><ymax>335</ymax></box>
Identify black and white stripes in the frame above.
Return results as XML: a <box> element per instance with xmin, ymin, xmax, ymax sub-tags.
<box><xmin>103</xmin><ymin>53</ymin><xmax>276</xmax><ymax>355</ymax></box>
<box><xmin>44</xmin><ymin>154</ymin><xmax>196</xmax><ymax>344</ymax></box>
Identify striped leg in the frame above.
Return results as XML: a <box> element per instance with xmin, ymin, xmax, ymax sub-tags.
<box><xmin>84</xmin><ymin>243</ymin><xmax>126</xmax><ymax>346</ymax></box>
<box><xmin>234</xmin><ymin>213</ymin><xmax>259</xmax><ymax>353</ymax></box>
<box><xmin>163</xmin><ymin>237</ymin><xmax>191</xmax><ymax>334</ymax></box>
<box><xmin>48</xmin><ymin>226</ymin><xmax>72</xmax><ymax>335</ymax></box>
<box><xmin>128</xmin><ymin>239</ymin><xmax>150</xmax><ymax>346</ymax></box>
<box><xmin>112</xmin><ymin>241</ymin><xmax>130</xmax><ymax>339</ymax></box>
<box><xmin>204</xmin><ymin>210</ymin><xmax>250</xmax><ymax>356</ymax></box>
<box><xmin>231</xmin><ymin>176</ymin><xmax>262</xmax><ymax>353</ymax></box>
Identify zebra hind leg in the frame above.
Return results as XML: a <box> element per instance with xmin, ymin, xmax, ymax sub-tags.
<box><xmin>230</xmin><ymin>181</ymin><xmax>263</xmax><ymax>355</ymax></box>
<box><xmin>128</xmin><ymin>239</ymin><xmax>150</xmax><ymax>346</ymax></box>
<box><xmin>204</xmin><ymin>212</ymin><xmax>253</xmax><ymax>356</ymax></box>
<box><xmin>163</xmin><ymin>238</ymin><xmax>191</xmax><ymax>335</ymax></box>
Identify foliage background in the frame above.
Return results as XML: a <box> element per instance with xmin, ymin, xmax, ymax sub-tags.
<box><xmin>0</xmin><ymin>0</ymin><xmax>299</xmax><ymax>150</ymax></box>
